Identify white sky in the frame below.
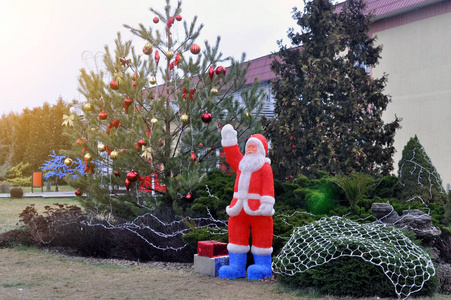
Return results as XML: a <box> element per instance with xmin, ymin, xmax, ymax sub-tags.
<box><xmin>0</xmin><ymin>0</ymin><xmax>301</xmax><ymax>116</ymax></box>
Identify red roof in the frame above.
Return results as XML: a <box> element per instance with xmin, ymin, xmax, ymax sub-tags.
<box><xmin>236</xmin><ymin>0</ymin><xmax>446</xmax><ymax>87</ymax></box>
<box><xmin>336</xmin><ymin>0</ymin><xmax>444</xmax><ymax>19</ymax></box>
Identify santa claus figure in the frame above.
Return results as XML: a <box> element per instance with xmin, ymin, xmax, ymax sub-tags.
<box><xmin>219</xmin><ymin>124</ymin><xmax>274</xmax><ymax>280</ymax></box>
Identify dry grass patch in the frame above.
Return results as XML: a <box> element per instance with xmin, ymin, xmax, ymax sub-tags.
<box><xmin>0</xmin><ymin>197</ymin><xmax>79</xmax><ymax>233</ymax></box>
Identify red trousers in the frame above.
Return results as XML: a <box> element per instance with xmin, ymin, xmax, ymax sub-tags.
<box><xmin>228</xmin><ymin>210</ymin><xmax>273</xmax><ymax>250</ymax></box>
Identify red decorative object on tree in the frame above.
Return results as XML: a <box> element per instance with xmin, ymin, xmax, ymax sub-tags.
<box><xmin>75</xmin><ymin>189</ymin><xmax>83</xmax><ymax>197</ymax></box>
<box><xmin>114</xmin><ymin>170</ymin><xmax>120</xmax><ymax>177</ymax></box>
<box><xmin>155</xmin><ymin>50</ymin><xmax>160</xmax><ymax>66</ymax></box>
<box><xmin>138</xmin><ymin>138</ymin><xmax>146</xmax><ymax>147</ymax></box>
<box><xmin>99</xmin><ymin>111</ymin><xmax>108</xmax><ymax>120</ymax></box>
<box><xmin>124</xmin><ymin>98</ymin><xmax>133</xmax><ymax>114</ymax></box>
<box><xmin>209</xmin><ymin>66</ymin><xmax>214</xmax><ymax>81</ymax></box>
<box><xmin>201</xmin><ymin>112</ymin><xmax>212</xmax><ymax>123</ymax></box>
<box><xmin>176</xmin><ymin>15</ymin><xmax>182</xmax><ymax>21</ymax></box>
<box><xmin>153</xmin><ymin>17</ymin><xmax>159</xmax><ymax>23</ymax></box>
<box><xmin>110</xmin><ymin>80</ymin><xmax>119</xmax><ymax>90</ymax></box>
<box><xmin>126</xmin><ymin>170</ymin><xmax>139</xmax><ymax>182</ymax></box>
<box><xmin>215</xmin><ymin>66</ymin><xmax>226</xmax><ymax>76</ymax></box>
<box><xmin>190</xmin><ymin>44</ymin><xmax>201</xmax><ymax>55</ymax></box>
<box><xmin>191</xmin><ymin>151</ymin><xmax>196</xmax><ymax>161</ymax></box>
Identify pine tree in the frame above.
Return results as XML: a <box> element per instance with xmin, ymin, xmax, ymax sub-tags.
<box><xmin>263</xmin><ymin>0</ymin><xmax>400</xmax><ymax>180</ymax></box>
<box><xmin>397</xmin><ymin>135</ymin><xmax>447</xmax><ymax>205</ymax></box>
<box><xmin>64</xmin><ymin>0</ymin><xmax>264</xmax><ymax>215</ymax></box>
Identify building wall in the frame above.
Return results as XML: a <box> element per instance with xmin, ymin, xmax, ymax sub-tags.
<box><xmin>372</xmin><ymin>9</ymin><xmax>451</xmax><ymax>186</ymax></box>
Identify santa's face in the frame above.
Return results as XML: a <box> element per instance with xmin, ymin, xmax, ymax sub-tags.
<box><xmin>246</xmin><ymin>143</ymin><xmax>258</xmax><ymax>155</ymax></box>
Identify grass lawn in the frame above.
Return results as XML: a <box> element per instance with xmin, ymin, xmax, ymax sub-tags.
<box><xmin>0</xmin><ymin>197</ymin><xmax>80</xmax><ymax>233</ymax></box>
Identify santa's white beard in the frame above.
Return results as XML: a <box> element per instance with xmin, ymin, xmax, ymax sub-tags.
<box><xmin>239</xmin><ymin>153</ymin><xmax>265</xmax><ymax>173</ymax></box>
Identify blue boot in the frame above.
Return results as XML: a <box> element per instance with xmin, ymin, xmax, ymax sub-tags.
<box><xmin>247</xmin><ymin>254</ymin><xmax>273</xmax><ymax>280</ymax></box>
<box><xmin>219</xmin><ymin>252</ymin><xmax>247</xmax><ymax>279</ymax></box>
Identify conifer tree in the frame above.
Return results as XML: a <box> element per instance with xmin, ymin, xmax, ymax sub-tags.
<box><xmin>63</xmin><ymin>0</ymin><xmax>264</xmax><ymax>214</ymax></box>
<box><xmin>263</xmin><ymin>0</ymin><xmax>400</xmax><ymax>180</ymax></box>
<box><xmin>397</xmin><ymin>135</ymin><xmax>447</xmax><ymax>205</ymax></box>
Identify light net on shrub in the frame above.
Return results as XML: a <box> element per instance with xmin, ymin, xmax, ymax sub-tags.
<box><xmin>273</xmin><ymin>216</ymin><xmax>435</xmax><ymax>300</ymax></box>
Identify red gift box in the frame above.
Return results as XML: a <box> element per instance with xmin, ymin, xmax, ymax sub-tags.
<box><xmin>197</xmin><ymin>240</ymin><xmax>228</xmax><ymax>258</ymax></box>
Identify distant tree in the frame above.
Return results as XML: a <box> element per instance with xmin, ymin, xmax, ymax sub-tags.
<box><xmin>397</xmin><ymin>135</ymin><xmax>447</xmax><ymax>205</ymax></box>
<box><xmin>263</xmin><ymin>0</ymin><xmax>400</xmax><ymax>180</ymax></box>
<box><xmin>2</xmin><ymin>99</ymin><xmax>72</xmax><ymax>175</ymax></box>
<box><xmin>40</xmin><ymin>150</ymin><xmax>86</xmax><ymax>191</ymax></box>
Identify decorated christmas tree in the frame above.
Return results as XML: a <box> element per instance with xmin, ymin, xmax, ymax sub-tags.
<box><xmin>62</xmin><ymin>0</ymin><xmax>264</xmax><ymax>215</ymax></box>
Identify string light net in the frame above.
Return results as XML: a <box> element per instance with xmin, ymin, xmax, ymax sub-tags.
<box><xmin>273</xmin><ymin>216</ymin><xmax>435</xmax><ymax>300</ymax></box>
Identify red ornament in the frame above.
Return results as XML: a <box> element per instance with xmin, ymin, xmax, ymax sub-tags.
<box><xmin>153</xmin><ymin>17</ymin><xmax>159</xmax><ymax>23</ymax></box>
<box><xmin>190</xmin><ymin>44</ymin><xmax>201</xmax><ymax>55</ymax></box>
<box><xmin>132</xmin><ymin>81</ymin><xmax>136</xmax><ymax>89</ymax></box>
<box><xmin>186</xmin><ymin>193</ymin><xmax>192</xmax><ymax>200</ymax></box>
<box><xmin>110</xmin><ymin>80</ymin><xmax>119</xmax><ymax>90</ymax></box>
<box><xmin>155</xmin><ymin>50</ymin><xmax>160</xmax><ymax>66</ymax></box>
<box><xmin>138</xmin><ymin>138</ymin><xmax>146</xmax><ymax>147</ymax></box>
<box><xmin>99</xmin><ymin>111</ymin><xmax>108</xmax><ymax>120</ymax></box>
<box><xmin>75</xmin><ymin>189</ymin><xmax>83</xmax><ymax>197</ymax></box>
<box><xmin>201</xmin><ymin>112</ymin><xmax>212</xmax><ymax>123</ymax></box>
<box><xmin>169</xmin><ymin>16</ymin><xmax>174</xmax><ymax>24</ymax></box>
<box><xmin>176</xmin><ymin>15</ymin><xmax>182</xmax><ymax>21</ymax></box>
<box><xmin>134</xmin><ymin>144</ymin><xmax>139</xmax><ymax>150</ymax></box>
<box><xmin>131</xmin><ymin>73</ymin><xmax>137</xmax><ymax>81</ymax></box>
<box><xmin>124</xmin><ymin>98</ymin><xmax>133</xmax><ymax>114</ymax></box>
<box><xmin>114</xmin><ymin>171</ymin><xmax>120</xmax><ymax>177</ymax></box>
<box><xmin>126</xmin><ymin>170</ymin><xmax>139</xmax><ymax>182</ymax></box>
<box><xmin>209</xmin><ymin>66</ymin><xmax>214</xmax><ymax>81</ymax></box>
<box><xmin>76</xmin><ymin>138</ymin><xmax>87</xmax><ymax>147</ymax></box>
<box><xmin>191</xmin><ymin>151</ymin><xmax>196</xmax><ymax>161</ymax></box>
<box><xmin>215</xmin><ymin>66</ymin><xmax>226</xmax><ymax>76</ymax></box>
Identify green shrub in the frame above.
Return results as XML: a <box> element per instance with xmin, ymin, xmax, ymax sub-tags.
<box><xmin>274</xmin><ymin>216</ymin><xmax>437</xmax><ymax>298</ymax></box>
<box><xmin>10</xmin><ymin>187</ymin><xmax>24</xmax><ymax>198</ymax></box>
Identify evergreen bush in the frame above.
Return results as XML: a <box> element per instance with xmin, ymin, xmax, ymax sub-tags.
<box><xmin>274</xmin><ymin>216</ymin><xmax>437</xmax><ymax>298</ymax></box>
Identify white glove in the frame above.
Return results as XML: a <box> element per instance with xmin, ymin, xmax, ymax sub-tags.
<box><xmin>221</xmin><ymin>124</ymin><xmax>237</xmax><ymax>147</ymax></box>
<box><xmin>257</xmin><ymin>196</ymin><xmax>275</xmax><ymax>216</ymax></box>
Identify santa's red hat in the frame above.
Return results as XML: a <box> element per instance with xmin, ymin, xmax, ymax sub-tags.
<box><xmin>246</xmin><ymin>134</ymin><xmax>270</xmax><ymax>163</ymax></box>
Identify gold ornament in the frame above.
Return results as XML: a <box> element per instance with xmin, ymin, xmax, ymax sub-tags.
<box><xmin>84</xmin><ymin>153</ymin><xmax>93</xmax><ymax>162</ymax></box>
<box><xmin>141</xmin><ymin>146</ymin><xmax>153</xmax><ymax>160</ymax></box>
<box><xmin>110</xmin><ymin>150</ymin><xmax>119</xmax><ymax>160</ymax></box>
<box><xmin>83</xmin><ymin>102</ymin><xmax>93</xmax><ymax>111</ymax></box>
<box><xmin>166</xmin><ymin>50</ymin><xmax>174</xmax><ymax>60</ymax></box>
<box><xmin>149</xmin><ymin>77</ymin><xmax>156</xmax><ymax>85</ymax></box>
<box><xmin>97</xmin><ymin>143</ymin><xmax>106</xmax><ymax>152</ymax></box>
<box><xmin>210</xmin><ymin>88</ymin><xmax>219</xmax><ymax>96</ymax></box>
<box><xmin>245</xmin><ymin>112</ymin><xmax>253</xmax><ymax>118</ymax></box>
<box><xmin>181</xmin><ymin>114</ymin><xmax>189</xmax><ymax>124</ymax></box>
<box><xmin>62</xmin><ymin>114</ymin><xmax>75</xmax><ymax>127</ymax></box>
<box><xmin>90</xmin><ymin>127</ymin><xmax>97</xmax><ymax>133</ymax></box>
<box><xmin>64</xmin><ymin>158</ymin><xmax>73</xmax><ymax>166</ymax></box>
<box><xmin>151</xmin><ymin>117</ymin><xmax>158</xmax><ymax>124</ymax></box>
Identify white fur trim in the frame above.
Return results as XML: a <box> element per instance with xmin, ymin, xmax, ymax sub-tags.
<box><xmin>246</xmin><ymin>137</ymin><xmax>266</xmax><ymax>157</ymax></box>
<box><xmin>265</xmin><ymin>158</ymin><xmax>271</xmax><ymax>165</ymax></box>
<box><xmin>221</xmin><ymin>137</ymin><xmax>237</xmax><ymax>147</ymax></box>
<box><xmin>251</xmin><ymin>245</ymin><xmax>273</xmax><ymax>255</ymax></box>
<box><xmin>226</xmin><ymin>199</ymin><xmax>243</xmax><ymax>216</ymax></box>
<box><xmin>228</xmin><ymin>243</ymin><xmax>250</xmax><ymax>253</ymax></box>
<box><xmin>260</xmin><ymin>196</ymin><xmax>275</xmax><ymax>205</ymax></box>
